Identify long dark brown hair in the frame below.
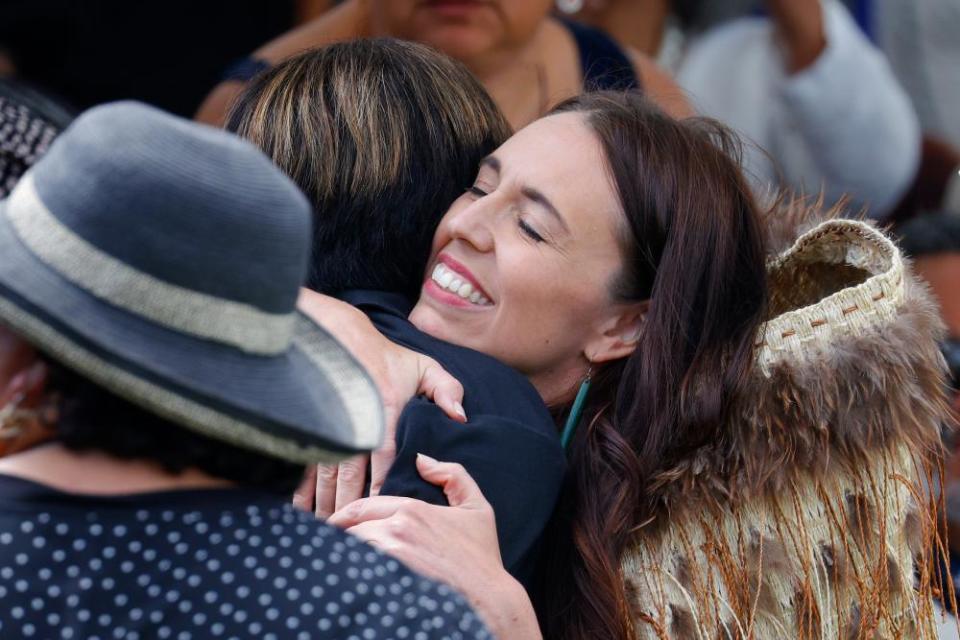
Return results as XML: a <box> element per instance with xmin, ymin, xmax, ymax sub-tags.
<box><xmin>533</xmin><ymin>92</ymin><xmax>769</xmax><ymax>639</ymax></box>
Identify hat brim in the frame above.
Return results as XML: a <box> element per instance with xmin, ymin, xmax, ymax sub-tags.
<box><xmin>0</xmin><ymin>202</ymin><xmax>383</xmax><ymax>464</ymax></box>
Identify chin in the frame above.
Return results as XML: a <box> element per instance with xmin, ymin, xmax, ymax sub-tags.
<box><xmin>418</xmin><ymin>31</ymin><xmax>499</xmax><ymax>61</ymax></box>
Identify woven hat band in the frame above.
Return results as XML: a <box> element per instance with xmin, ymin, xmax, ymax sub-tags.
<box><xmin>5</xmin><ymin>174</ymin><xmax>295</xmax><ymax>356</ymax></box>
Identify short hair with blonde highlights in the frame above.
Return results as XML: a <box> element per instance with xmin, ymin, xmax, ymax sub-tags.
<box><xmin>226</xmin><ymin>38</ymin><xmax>511</xmax><ymax>299</ymax></box>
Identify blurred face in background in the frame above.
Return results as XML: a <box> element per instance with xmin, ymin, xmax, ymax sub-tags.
<box><xmin>368</xmin><ymin>0</ymin><xmax>555</xmax><ymax>61</ymax></box>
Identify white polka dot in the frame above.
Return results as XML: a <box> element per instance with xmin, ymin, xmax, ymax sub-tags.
<box><xmin>21</xmin><ymin>521</ymin><xmax>34</xmax><ymax>533</ymax></box>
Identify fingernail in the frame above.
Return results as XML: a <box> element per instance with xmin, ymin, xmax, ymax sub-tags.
<box><xmin>416</xmin><ymin>453</ymin><xmax>438</xmax><ymax>466</ymax></box>
<box><xmin>453</xmin><ymin>402</ymin><xmax>466</xmax><ymax>421</ymax></box>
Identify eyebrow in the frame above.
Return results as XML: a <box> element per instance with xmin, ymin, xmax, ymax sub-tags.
<box><xmin>480</xmin><ymin>156</ymin><xmax>500</xmax><ymax>172</ymax></box>
<box><xmin>522</xmin><ymin>187</ymin><xmax>569</xmax><ymax>233</ymax></box>
<box><xmin>480</xmin><ymin>156</ymin><xmax>570</xmax><ymax>233</ymax></box>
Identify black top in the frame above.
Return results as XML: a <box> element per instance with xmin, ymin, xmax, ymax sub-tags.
<box><xmin>0</xmin><ymin>474</ymin><xmax>490</xmax><ymax>639</ymax></box>
<box><xmin>561</xmin><ymin>19</ymin><xmax>641</xmax><ymax>91</ymax></box>
<box><xmin>340</xmin><ymin>290</ymin><xmax>565</xmax><ymax>589</ymax></box>
<box><xmin>221</xmin><ymin>21</ymin><xmax>641</xmax><ymax>92</ymax></box>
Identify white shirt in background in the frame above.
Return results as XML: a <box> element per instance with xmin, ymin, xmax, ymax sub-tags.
<box><xmin>665</xmin><ymin>0</ymin><xmax>920</xmax><ymax>218</ymax></box>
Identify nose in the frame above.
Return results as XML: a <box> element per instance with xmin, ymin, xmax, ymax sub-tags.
<box><xmin>446</xmin><ymin>196</ymin><xmax>496</xmax><ymax>254</ymax></box>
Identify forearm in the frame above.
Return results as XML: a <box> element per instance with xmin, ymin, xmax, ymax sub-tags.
<box><xmin>766</xmin><ymin>0</ymin><xmax>826</xmax><ymax>73</ymax></box>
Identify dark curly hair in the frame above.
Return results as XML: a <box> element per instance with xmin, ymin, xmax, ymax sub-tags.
<box><xmin>46</xmin><ymin>360</ymin><xmax>304</xmax><ymax>495</ymax></box>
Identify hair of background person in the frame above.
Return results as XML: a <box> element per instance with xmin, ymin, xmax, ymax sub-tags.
<box><xmin>532</xmin><ymin>92</ymin><xmax>769</xmax><ymax>640</ymax></box>
<box><xmin>47</xmin><ymin>360</ymin><xmax>305</xmax><ymax>495</ymax></box>
<box><xmin>225</xmin><ymin>38</ymin><xmax>512</xmax><ymax>300</ymax></box>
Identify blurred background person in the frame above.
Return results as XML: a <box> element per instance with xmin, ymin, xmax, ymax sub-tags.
<box><xmin>573</xmin><ymin>0</ymin><xmax>920</xmax><ymax>219</ymax></box>
<box><xmin>877</xmin><ymin>0</ymin><xmax>960</xmax><ymax>151</ymax></box>
<box><xmin>195</xmin><ymin>0</ymin><xmax>692</xmax><ymax>129</ymax></box>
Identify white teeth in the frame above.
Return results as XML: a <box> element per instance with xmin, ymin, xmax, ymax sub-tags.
<box><xmin>430</xmin><ymin>263</ymin><xmax>492</xmax><ymax>306</ymax></box>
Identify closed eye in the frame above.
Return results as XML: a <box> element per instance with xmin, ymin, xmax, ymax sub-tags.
<box><xmin>467</xmin><ymin>185</ymin><xmax>488</xmax><ymax>197</ymax></box>
<box><xmin>518</xmin><ymin>218</ymin><xmax>545</xmax><ymax>243</ymax></box>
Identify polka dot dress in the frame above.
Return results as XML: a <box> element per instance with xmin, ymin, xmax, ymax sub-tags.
<box><xmin>0</xmin><ymin>475</ymin><xmax>491</xmax><ymax>639</ymax></box>
<box><xmin>0</xmin><ymin>96</ymin><xmax>60</xmax><ymax>198</ymax></box>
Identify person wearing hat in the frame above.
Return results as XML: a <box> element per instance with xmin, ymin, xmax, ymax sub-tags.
<box><xmin>0</xmin><ymin>100</ymin><xmax>491</xmax><ymax>638</ymax></box>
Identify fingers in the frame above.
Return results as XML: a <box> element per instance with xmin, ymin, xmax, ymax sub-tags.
<box><xmin>313</xmin><ymin>464</ymin><xmax>339</xmax><ymax>519</ymax></box>
<box><xmin>327</xmin><ymin>495</ymin><xmax>416</xmax><ymax>529</ymax></box>
<box><xmin>368</xmin><ymin>440</ymin><xmax>397</xmax><ymax>497</ymax></box>
<box><xmin>334</xmin><ymin>455</ymin><xmax>369</xmax><ymax>513</ymax></box>
<box><xmin>415</xmin><ymin>454</ymin><xmax>488</xmax><ymax>509</ymax></box>
<box><xmin>418</xmin><ymin>357</ymin><xmax>467</xmax><ymax>423</ymax></box>
<box><xmin>292</xmin><ymin>465</ymin><xmax>317</xmax><ymax>512</ymax></box>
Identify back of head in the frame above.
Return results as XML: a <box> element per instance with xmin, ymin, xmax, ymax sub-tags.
<box><xmin>226</xmin><ymin>39</ymin><xmax>511</xmax><ymax>300</ymax></box>
<box><xmin>534</xmin><ymin>91</ymin><xmax>769</xmax><ymax>640</ymax></box>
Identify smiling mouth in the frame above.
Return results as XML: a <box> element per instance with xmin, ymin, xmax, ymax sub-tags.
<box><xmin>430</xmin><ymin>263</ymin><xmax>492</xmax><ymax>306</ymax></box>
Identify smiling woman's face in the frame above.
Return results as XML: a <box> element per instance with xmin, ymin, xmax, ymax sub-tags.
<box><xmin>409</xmin><ymin>113</ymin><xmax>640</xmax><ymax>403</ymax></box>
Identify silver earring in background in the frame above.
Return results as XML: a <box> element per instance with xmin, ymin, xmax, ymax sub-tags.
<box><xmin>556</xmin><ymin>0</ymin><xmax>585</xmax><ymax>15</ymax></box>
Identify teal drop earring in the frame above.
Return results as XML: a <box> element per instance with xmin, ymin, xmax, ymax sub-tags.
<box><xmin>560</xmin><ymin>368</ymin><xmax>592</xmax><ymax>450</ymax></box>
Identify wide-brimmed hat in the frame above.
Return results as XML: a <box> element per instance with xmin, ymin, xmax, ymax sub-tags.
<box><xmin>0</xmin><ymin>101</ymin><xmax>383</xmax><ymax>464</ymax></box>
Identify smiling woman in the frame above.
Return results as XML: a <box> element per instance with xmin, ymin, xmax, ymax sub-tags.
<box><xmin>410</xmin><ymin>111</ymin><xmax>637</xmax><ymax>403</ymax></box>
<box><xmin>406</xmin><ymin>91</ymin><xmax>770</xmax><ymax>637</ymax></box>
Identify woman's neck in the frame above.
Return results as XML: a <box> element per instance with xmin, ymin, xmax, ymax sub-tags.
<box><xmin>464</xmin><ymin>27</ymin><xmax>553</xmax><ymax>131</ymax></box>
<box><xmin>0</xmin><ymin>442</ymin><xmax>234</xmax><ymax>495</ymax></box>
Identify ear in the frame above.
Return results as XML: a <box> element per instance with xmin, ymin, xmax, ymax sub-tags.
<box><xmin>584</xmin><ymin>300</ymin><xmax>648</xmax><ymax>364</ymax></box>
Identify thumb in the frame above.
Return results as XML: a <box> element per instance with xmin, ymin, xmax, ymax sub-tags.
<box><xmin>418</xmin><ymin>357</ymin><xmax>466</xmax><ymax>423</ymax></box>
<box><xmin>415</xmin><ymin>454</ymin><xmax>487</xmax><ymax>509</ymax></box>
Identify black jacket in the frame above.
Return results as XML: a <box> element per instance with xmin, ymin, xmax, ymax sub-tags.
<box><xmin>340</xmin><ymin>290</ymin><xmax>566</xmax><ymax>587</ymax></box>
